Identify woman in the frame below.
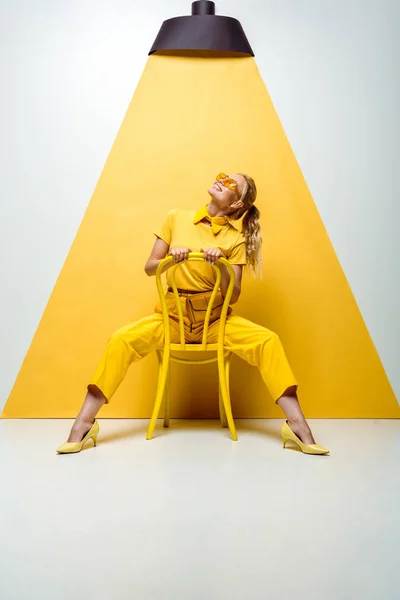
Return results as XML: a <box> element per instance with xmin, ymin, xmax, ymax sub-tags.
<box><xmin>57</xmin><ymin>173</ymin><xmax>329</xmax><ymax>455</ymax></box>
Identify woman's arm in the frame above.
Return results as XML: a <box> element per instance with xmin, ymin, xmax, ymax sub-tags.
<box><xmin>144</xmin><ymin>238</ymin><xmax>192</xmax><ymax>276</ymax></box>
<box><xmin>220</xmin><ymin>263</ymin><xmax>243</xmax><ymax>304</ymax></box>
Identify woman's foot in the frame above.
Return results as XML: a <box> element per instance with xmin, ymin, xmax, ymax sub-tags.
<box><xmin>67</xmin><ymin>418</ymin><xmax>95</xmax><ymax>443</ymax></box>
<box><xmin>281</xmin><ymin>421</ymin><xmax>329</xmax><ymax>455</ymax></box>
<box><xmin>286</xmin><ymin>419</ymin><xmax>315</xmax><ymax>445</ymax></box>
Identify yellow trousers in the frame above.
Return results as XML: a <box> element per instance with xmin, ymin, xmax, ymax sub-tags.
<box><xmin>89</xmin><ymin>297</ymin><xmax>298</xmax><ymax>403</ymax></box>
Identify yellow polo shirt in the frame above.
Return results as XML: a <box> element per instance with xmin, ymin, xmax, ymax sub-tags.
<box><xmin>154</xmin><ymin>206</ymin><xmax>247</xmax><ymax>291</ymax></box>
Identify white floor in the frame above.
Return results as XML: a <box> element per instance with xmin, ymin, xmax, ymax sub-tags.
<box><xmin>0</xmin><ymin>418</ymin><xmax>399</xmax><ymax>600</ymax></box>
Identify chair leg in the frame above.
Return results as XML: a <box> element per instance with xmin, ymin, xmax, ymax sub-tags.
<box><xmin>147</xmin><ymin>351</ymin><xmax>170</xmax><ymax>440</ymax></box>
<box><xmin>163</xmin><ymin>366</ymin><xmax>171</xmax><ymax>428</ymax></box>
<box><xmin>219</xmin><ymin>353</ymin><xmax>231</xmax><ymax>427</ymax></box>
<box><xmin>218</xmin><ymin>352</ymin><xmax>237</xmax><ymax>441</ymax></box>
<box><xmin>219</xmin><ymin>385</ymin><xmax>228</xmax><ymax>428</ymax></box>
<box><xmin>156</xmin><ymin>351</ymin><xmax>171</xmax><ymax>428</ymax></box>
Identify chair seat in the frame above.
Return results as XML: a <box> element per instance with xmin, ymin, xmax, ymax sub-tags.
<box><xmin>162</xmin><ymin>344</ymin><xmax>231</xmax><ymax>365</ymax></box>
<box><xmin>170</xmin><ymin>342</ymin><xmax>219</xmax><ymax>352</ymax></box>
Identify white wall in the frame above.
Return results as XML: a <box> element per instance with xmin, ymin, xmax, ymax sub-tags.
<box><xmin>0</xmin><ymin>0</ymin><xmax>398</xmax><ymax>410</ymax></box>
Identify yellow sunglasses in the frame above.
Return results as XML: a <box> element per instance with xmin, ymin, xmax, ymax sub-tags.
<box><xmin>216</xmin><ymin>172</ymin><xmax>239</xmax><ymax>193</ymax></box>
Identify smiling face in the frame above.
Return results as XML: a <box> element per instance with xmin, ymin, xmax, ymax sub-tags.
<box><xmin>207</xmin><ymin>173</ymin><xmax>246</xmax><ymax>213</ymax></box>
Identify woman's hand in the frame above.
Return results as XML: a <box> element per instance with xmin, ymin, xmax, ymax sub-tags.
<box><xmin>201</xmin><ymin>248</ymin><xmax>243</xmax><ymax>304</ymax></box>
<box><xmin>200</xmin><ymin>248</ymin><xmax>225</xmax><ymax>264</ymax></box>
<box><xmin>169</xmin><ymin>247</ymin><xmax>192</xmax><ymax>263</ymax></box>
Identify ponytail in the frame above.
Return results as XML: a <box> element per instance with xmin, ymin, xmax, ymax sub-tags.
<box><xmin>242</xmin><ymin>204</ymin><xmax>262</xmax><ymax>275</ymax></box>
<box><xmin>230</xmin><ymin>174</ymin><xmax>262</xmax><ymax>276</ymax></box>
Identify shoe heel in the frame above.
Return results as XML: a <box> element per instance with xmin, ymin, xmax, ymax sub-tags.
<box><xmin>92</xmin><ymin>435</ymin><xmax>98</xmax><ymax>447</ymax></box>
<box><xmin>282</xmin><ymin>436</ymin><xmax>288</xmax><ymax>448</ymax></box>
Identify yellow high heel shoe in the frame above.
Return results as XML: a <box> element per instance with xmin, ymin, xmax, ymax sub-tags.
<box><xmin>281</xmin><ymin>421</ymin><xmax>329</xmax><ymax>455</ymax></box>
<box><xmin>57</xmin><ymin>420</ymin><xmax>99</xmax><ymax>454</ymax></box>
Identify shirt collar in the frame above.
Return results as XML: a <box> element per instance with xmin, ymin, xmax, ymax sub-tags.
<box><xmin>193</xmin><ymin>205</ymin><xmax>243</xmax><ymax>233</ymax></box>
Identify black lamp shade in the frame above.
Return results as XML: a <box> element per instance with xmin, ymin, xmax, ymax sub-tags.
<box><xmin>149</xmin><ymin>1</ymin><xmax>254</xmax><ymax>56</ymax></box>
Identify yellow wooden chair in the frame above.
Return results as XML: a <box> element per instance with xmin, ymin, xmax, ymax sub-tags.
<box><xmin>146</xmin><ymin>252</ymin><xmax>238</xmax><ymax>441</ymax></box>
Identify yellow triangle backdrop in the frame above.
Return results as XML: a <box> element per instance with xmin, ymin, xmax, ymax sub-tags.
<box><xmin>2</xmin><ymin>55</ymin><xmax>399</xmax><ymax>418</ymax></box>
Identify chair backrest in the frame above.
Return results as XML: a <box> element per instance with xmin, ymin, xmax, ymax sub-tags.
<box><xmin>155</xmin><ymin>252</ymin><xmax>235</xmax><ymax>351</ymax></box>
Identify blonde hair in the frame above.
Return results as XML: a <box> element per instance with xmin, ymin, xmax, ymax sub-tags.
<box><xmin>230</xmin><ymin>174</ymin><xmax>262</xmax><ymax>275</ymax></box>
